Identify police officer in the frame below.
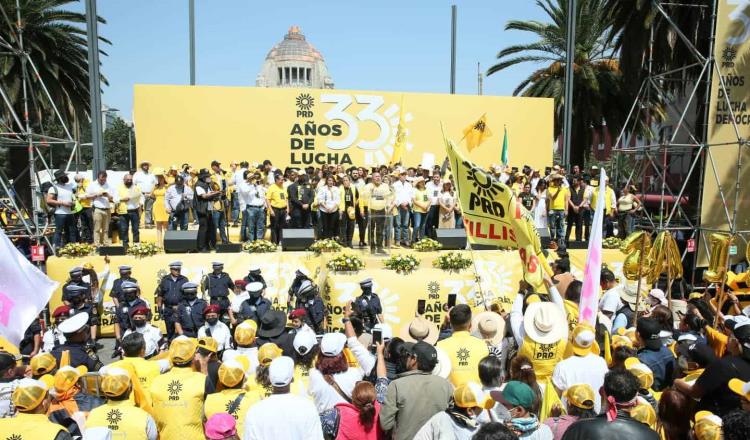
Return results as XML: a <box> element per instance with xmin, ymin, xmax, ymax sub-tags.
<box><xmin>110</xmin><ymin>265</ymin><xmax>137</xmax><ymax>307</ymax></box>
<box><xmin>64</xmin><ymin>284</ymin><xmax>101</xmax><ymax>348</ymax></box>
<box><xmin>114</xmin><ymin>281</ymin><xmax>149</xmax><ymax>347</ymax></box>
<box><xmin>122</xmin><ymin>305</ymin><xmax>165</xmax><ymax>359</ymax></box>
<box><xmin>155</xmin><ymin>261</ymin><xmax>188</xmax><ymax>340</ymax></box>
<box><xmin>352</xmin><ymin>278</ymin><xmax>383</xmax><ymax>332</ymax></box>
<box><xmin>243</xmin><ymin>265</ymin><xmax>266</xmax><ymax>288</ymax></box>
<box><xmin>50</xmin><ymin>312</ymin><xmax>103</xmax><ymax>371</ymax></box>
<box><xmin>236</xmin><ymin>281</ymin><xmax>271</xmax><ymax>326</ymax></box>
<box><xmin>62</xmin><ymin>267</ymin><xmax>91</xmax><ymax>305</ymax></box>
<box><xmin>175</xmin><ymin>282</ymin><xmax>207</xmax><ymax>338</ymax></box>
<box><xmin>288</xmin><ymin>267</ymin><xmax>312</xmax><ymax>299</ymax></box>
<box><xmin>201</xmin><ymin>261</ymin><xmax>234</xmax><ymax>314</ymax></box>
<box><xmin>42</xmin><ymin>305</ymin><xmax>70</xmax><ymax>352</ymax></box>
<box><xmin>291</xmin><ymin>279</ymin><xmax>325</xmax><ymax>334</ymax></box>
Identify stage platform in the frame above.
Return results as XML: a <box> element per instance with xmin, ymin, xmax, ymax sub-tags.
<box><xmin>47</xmin><ymin>247</ymin><xmax>626</xmax><ymax>337</ymax></box>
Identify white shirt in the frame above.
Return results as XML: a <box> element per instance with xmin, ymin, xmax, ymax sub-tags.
<box><xmin>133</xmin><ymin>171</ymin><xmax>157</xmax><ymax>194</ymax></box>
<box><xmin>265</xmin><ymin>168</ymin><xmax>278</xmax><ymax>185</ymax></box>
<box><xmin>123</xmin><ymin>324</ymin><xmax>163</xmax><ymax>358</ymax></box>
<box><xmin>232</xmin><ymin>168</ymin><xmax>247</xmax><ymax>189</ymax></box>
<box><xmin>115</xmin><ymin>185</ymin><xmax>142</xmax><ymax>210</ymax></box>
<box><xmin>164</xmin><ymin>184</ymin><xmax>194</xmax><ymax>211</ymax></box>
<box><xmin>87</xmin><ymin>181</ymin><xmax>113</xmax><ymax>209</ymax></box>
<box><xmin>599</xmin><ymin>286</ymin><xmax>623</xmax><ymax>314</ymax></box>
<box><xmin>552</xmin><ymin>353</ymin><xmax>608</xmax><ymax>413</ymax></box>
<box><xmin>48</xmin><ymin>182</ymin><xmax>75</xmax><ymax>215</ymax></box>
<box><xmin>238</xmin><ymin>182</ymin><xmax>266</xmax><ymax>210</ymax></box>
<box><xmin>243</xmin><ymin>393</ymin><xmax>323</xmax><ymax>440</ymax></box>
<box><xmin>307</xmin><ymin>336</ymin><xmax>375</xmax><ymax>412</ymax></box>
<box><xmin>425</xmin><ymin>181</ymin><xmax>442</xmax><ymax>206</ymax></box>
<box><xmin>392</xmin><ymin>180</ymin><xmax>413</xmax><ymax>206</ymax></box>
<box><xmin>317</xmin><ymin>185</ymin><xmax>340</xmax><ymax>212</ymax></box>
<box><xmin>42</xmin><ymin>327</ymin><xmax>66</xmax><ymax>352</ymax></box>
<box><xmin>197</xmin><ymin>321</ymin><xmax>232</xmax><ymax>352</ymax></box>
<box><xmin>230</xmin><ymin>292</ymin><xmax>249</xmax><ymax>313</ymax></box>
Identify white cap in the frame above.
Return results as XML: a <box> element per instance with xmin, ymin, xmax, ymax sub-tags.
<box><xmin>293</xmin><ymin>330</ymin><xmax>317</xmax><ymax>355</ymax></box>
<box><xmin>57</xmin><ymin>312</ymin><xmax>89</xmax><ymax>334</ymax></box>
<box><xmin>648</xmin><ymin>289</ymin><xmax>667</xmax><ymax>306</ymax></box>
<box><xmin>268</xmin><ymin>356</ymin><xmax>295</xmax><ymax>387</ymax></box>
<box><xmin>245</xmin><ymin>282</ymin><xmax>264</xmax><ymax>293</ymax></box>
<box><xmin>248</xmin><ymin>265</ymin><xmax>261</xmax><ymax>273</ymax></box>
<box><xmin>373</xmin><ymin>323</ymin><xmax>393</xmax><ymax>340</ymax></box>
<box><xmin>320</xmin><ymin>332</ymin><xmax>347</xmax><ymax>357</ymax></box>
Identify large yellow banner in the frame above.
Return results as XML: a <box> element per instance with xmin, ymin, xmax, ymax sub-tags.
<box><xmin>46</xmin><ymin>249</ymin><xmax>625</xmax><ymax>337</ymax></box>
<box><xmin>133</xmin><ymin>85</ymin><xmax>553</xmax><ymax>170</ymax></box>
<box><xmin>703</xmin><ymin>0</ymin><xmax>750</xmax><ymax>264</ymax></box>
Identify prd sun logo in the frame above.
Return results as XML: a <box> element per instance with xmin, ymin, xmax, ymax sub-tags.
<box><xmin>106</xmin><ymin>408</ymin><xmax>123</xmax><ymax>425</ymax></box>
<box><xmin>296</xmin><ymin>93</ymin><xmax>315</xmax><ymax>111</ymax></box>
<box><xmin>167</xmin><ymin>379</ymin><xmax>183</xmax><ymax>401</ymax></box>
<box><xmin>427</xmin><ymin>281</ymin><xmax>440</xmax><ymax>296</ymax></box>
<box><xmin>463</xmin><ymin>160</ymin><xmax>503</xmax><ymax>200</ymax></box>
<box><xmin>7</xmin><ymin>434</ymin><xmax>22</xmax><ymax>440</ymax></box>
<box><xmin>456</xmin><ymin>347</ymin><xmax>470</xmax><ymax>366</ymax></box>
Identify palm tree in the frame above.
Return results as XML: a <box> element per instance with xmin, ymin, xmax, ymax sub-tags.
<box><xmin>0</xmin><ymin>0</ymin><xmax>107</xmax><ymax>208</ymax></box>
<box><xmin>488</xmin><ymin>0</ymin><xmax>658</xmax><ymax>167</ymax></box>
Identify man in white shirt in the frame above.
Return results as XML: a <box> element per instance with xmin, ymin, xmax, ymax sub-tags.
<box><xmin>598</xmin><ymin>268</ymin><xmax>622</xmax><ymax>319</ymax></box>
<box><xmin>243</xmin><ymin>356</ymin><xmax>323</xmax><ymax>440</ymax></box>
<box><xmin>42</xmin><ymin>305</ymin><xmax>70</xmax><ymax>352</ymax></box>
<box><xmin>133</xmin><ymin>161</ymin><xmax>157</xmax><ymax>228</ymax></box>
<box><xmin>552</xmin><ymin>323</ymin><xmax>609</xmax><ymax>413</ymax></box>
<box><xmin>87</xmin><ymin>171</ymin><xmax>114</xmax><ymax>246</ymax></box>
<box><xmin>115</xmin><ymin>174</ymin><xmax>143</xmax><ymax>248</ymax></box>
<box><xmin>237</xmin><ymin>171</ymin><xmax>267</xmax><ymax>242</ymax></box>
<box><xmin>197</xmin><ymin>305</ymin><xmax>232</xmax><ymax>352</ymax></box>
<box><xmin>231</xmin><ymin>161</ymin><xmax>248</xmax><ymax>226</ymax></box>
<box><xmin>424</xmin><ymin>173</ymin><xmax>442</xmax><ymax>239</ymax></box>
<box><xmin>122</xmin><ymin>305</ymin><xmax>165</xmax><ymax>358</ymax></box>
<box><xmin>392</xmin><ymin>170</ymin><xmax>413</xmax><ymax>246</ymax></box>
<box><xmin>165</xmin><ymin>175</ymin><xmax>194</xmax><ymax>231</ymax></box>
<box><xmin>46</xmin><ymin>169</ymin><xmax>77</xmax><ymax>248</ymax></box>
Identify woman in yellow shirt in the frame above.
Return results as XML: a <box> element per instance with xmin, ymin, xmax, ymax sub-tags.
<box><xmin>411</xmin><ymin>178</ymin><xmax>430</xmax><ymax>242</ymax></box>
<box><xmin>152</xmin><ymin>169</ymin><xmax>169</xmax><ymax>248</ymax></box>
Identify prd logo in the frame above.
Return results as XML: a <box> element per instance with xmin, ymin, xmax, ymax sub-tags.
<box><xmin>296</xmin><ymin>93</ymin><xmax>315</xmax><ymax>117</ymax></box>
<box><xmin>167</xmin><ymin>379</ymin><xmax>183</xmax><ymax>401</ymax></box>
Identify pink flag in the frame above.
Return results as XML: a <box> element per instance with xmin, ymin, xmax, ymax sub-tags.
<box><xmin>0</xmin><ymin>229</ymin><xmax>58</xmax><ymax>347</ymax></box>
<box><xmin>579</xmin><ymin>168</ymin><xmax>607</xmax><ymax>326</ymax></box>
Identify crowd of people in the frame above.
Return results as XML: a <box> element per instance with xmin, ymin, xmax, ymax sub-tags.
<box><xmin>2</xmin><ymin>247</ymin><xmax>750</xmax><ymax>439</ymax></box>
<box><xmin>43</xmin><ymin>159</ymin><xmax>642</xmax><ymax>253</ymax></box>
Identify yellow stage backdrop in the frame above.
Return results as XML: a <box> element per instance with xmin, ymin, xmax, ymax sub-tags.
<box><xmin>702</xmin><ymin>0</ymin><xmax>750</xmax><ymax>265</ymax></box>
<box><xmin>133</xmin><ymin>85</ymin><xmax>553</xmax><ymax>170</ymax></box>
<box><xmin>47</xmin><ymin>249</ymin><xmax>624</xmax><ymax>337</ymax></box>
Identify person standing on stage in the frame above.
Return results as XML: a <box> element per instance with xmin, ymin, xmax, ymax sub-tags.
<box><xmin>133</xmin><ymin>161</ymin><xmax>158</xmax><ymax>229</ymax></box>
<box><xmin>424</xmin><ymin>172</ymin><xmax>442</xmax><ymax>239</ymax></box>
<box><xmin>210</xmin><ymin>160</ymin><xmax>230</xmax><ymax>245</ymax></box>
<box><xmin>87</xmin><ymin>170</ymin><xmax>114</xmax><ymax>246</ymax></box>
<box><xmin>338</xmin><ymin>175</ymin><xmax>358</xmax><ymax>247</ymax></box>
<box><xmin>115</xmin><ymin>173</ymin><xmax>143</xmax><ymax>248</ymax></box>
<box><xmin>289</xmin><ymin>173</ymin><xmax>314</xmax><ymax>229</ymax></box>
<box><xmin>155</xmin><ymin>261</ymin><xmax>188</xmax><ymax>340</ymax></box>
<box><xmin>392</xmin><ymin>169</ymin><xmax>413</xmax><ymax>247</ymax></box>
<box><xmin>194</xmin><ymin>168</ymin><xmax>222</xmax><ymax>252</ymax></box>
<box><xmin>365</xmin><ymin>172</ymin><xmax>393</xmax><ymax>254</ymax></box>
<box><xmin>238</xmin><ymin>170</ymin><xmax>267</xmax><ymax>242</ymax></box>
<box><xmin>165</xmin><ymin>175</ymin><xmax>194</xmax><ymax>231</ymax></box>
<box><xmin>317</xmin><ymin>176</ymin><xmax>340</xmax><ymax>240</ymax></box>
<box><xmin>47</xmin><ymin>169</ymin><xmax>78</xmax><ymax>249</ymax></box>
<box><xmin>266</xmin><ymin>172</ymin><xmax>289</xmax><ymax>244</ymax></box>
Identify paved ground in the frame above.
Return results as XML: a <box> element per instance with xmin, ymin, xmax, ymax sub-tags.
<box><xmin>95</xmin><ymin>337</ymin><xmax>118</xmax><ymax>365</ymax></box>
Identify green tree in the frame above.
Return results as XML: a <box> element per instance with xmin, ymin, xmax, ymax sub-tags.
<box><xmin>487</xmin><ymin>0</ymin><xmax>660</xmax><ymax>167</ymax></box>
<box><xmin>103</xmin><ymin>116</ymin><xmax>135</xmax><ymax>171</ymax></box>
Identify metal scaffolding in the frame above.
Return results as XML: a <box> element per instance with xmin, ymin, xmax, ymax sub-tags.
<box><xmin>612</xmin><ymin>0</ymin><xmax>749</xmax><ymax>286</ymax></box>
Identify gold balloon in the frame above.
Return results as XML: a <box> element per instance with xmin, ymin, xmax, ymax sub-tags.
<box><xmin>704</xmin><ymin>233</ymin><xmax>732</xmax><ymax>283</ymax></box>
<box><xmin>620</xmin><ymin>231</ymin><xmax>653</xmax><ymax>281</ymax></box>
<box><xmin>646</xmin><ymin>231</ymin><xmax>683</xmax><ymax>283</ymax></box>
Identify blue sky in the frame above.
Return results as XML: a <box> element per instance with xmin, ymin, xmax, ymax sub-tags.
<box><xmin>79</xmin><ymin>1</ymin><xmax>548</xmax><ymax>118</ymax></box>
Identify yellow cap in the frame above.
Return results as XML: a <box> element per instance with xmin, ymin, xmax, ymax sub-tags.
<box><xmin>525</xmin><ymin>294</ymin><xmax>541</xmax><ymax>305</ymax></box>
<box><xmin>83</xmin><ymin>262</ymin><xmax>94</xmax><ymax>270</ymax></box>
<box><xmin>100</xmin><ymin>367</ymin><xmax>131</xmax><ymax>398</ymax></box>
<box><xmin>12</xmin><ymin>378</ymin><xmax>49</xmax><ymax>411</ymax></box>
<box><xmin>0</xmin><ymin>336</ymin><xmax>20</xmax><ymax>360</ymax></box>
<box><xmin>611</xmin><ymin>334</ymin><xmax>634</xmax><ymax>349</ymax></box>
<box><xmin>624</xmin><ymin>357</ymin><xmax>654</xmax><ymax>390</ymax></box>
<box><xmin>234</xmin><ymin>321</ymin><xmax>257</xmax><ymax>346</ymax></box>
<box><xmin>30</xmin><ymin>353</ymin><xmax>56</xmax><ymax>377</ymax></box>
<box><xmin>729</xmin><ymin>378</ymin><xmax>750</xmax><ymax>400</ymax></box>
<box><xmin>453</xmin><ymin>382</ymin><xmax>494</xmax><ymax>409</ymax></box>
<box><xmin>566</xmin><ymin>323</ymin><xmax>600</xmax><ymax>358</ymax></box>
<box><xmin>218</xmin><ymin>359</ymin><xmax>248</xmax><ymax>388</ymax></box>
<box><xmin>562</xmin><ymin>384</ymin><xmax>595</xmax><ymax>410</ymax></box>
<box><xmin>169</xmin><ymin>336</ymin><xmax>198</xmax><ymax>364</ymax></box>
<box><xmin>630</xmin><ymin>399</ymin><xmax>656</xmax><ymax>428</ymax></box>
<box><xmin>198</xmin><ymin>336</ymin><xmax>218</xmax><ymax>353</ymax></box>
<box><xmin>53</xmin><ymin>365</ymin><xmax>87</xmax><ymax>393</ymax></box>
<box><xmin>257</xmin><ymin>343</ymin><xmax>283</xmax><ymax>367</ymax></box>
<box><xmin>694</xmin><ymin>411</ymin><xmax>722</xmax><ymax>440</ymax></box>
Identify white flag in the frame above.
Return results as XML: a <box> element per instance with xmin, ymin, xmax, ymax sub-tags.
<box><xmin>579</xmin><ymin>168</ymin><xmax>607</xmax><ymax>326</ymax></box>
<box><xmin>0</xmin><ymin>229</ymin><xmax>58</xmax><ymax>347</ymax></box>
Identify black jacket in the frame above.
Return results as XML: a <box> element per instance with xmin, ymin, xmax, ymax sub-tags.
<box><xmin>561</xmin><ymin>412</ymin><xmax>659</xmax><ymax>440</ymax></box>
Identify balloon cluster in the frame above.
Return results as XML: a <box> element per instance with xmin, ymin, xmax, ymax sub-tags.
<box><xmin>620</xmin><ymin>230</ymin><xmax>683</xmax><ymax>283</ymax></box>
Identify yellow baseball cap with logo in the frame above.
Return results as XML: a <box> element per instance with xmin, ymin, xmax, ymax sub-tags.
<box><xmin>565</xmin><ymin>323</ymin><xmax>600</xmax><ymax>358</ymax></box>
<box><xmin>624</xmin><ymin>357</ymin><xmax>654</xmax><ymax>390</ymax></box>
<box><xmin>198</xmin><ymin>336</ymin><xmax>218</xmax><ymax>353</ymax></box>
<box><xmin>218</xmin><ymin>358</ymin><xmax>249</xmax><ymax>388</ymax></box>
<box><xmin>630</xmin><ymin>398</ymin><xmax>656</xmax><ymax>428</ymax></box>
<box><xmin>30</xmin><ymin>353</ymin><xmax>57</xmax><ymax>377</ymax></box>
<box><xmin>53</xmin><ymin>365</ymin><xmax>87</xmax><ymax>394</ymax></box>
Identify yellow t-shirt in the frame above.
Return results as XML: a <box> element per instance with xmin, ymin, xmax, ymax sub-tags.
<box><xmin>518</xmin><ymin>336</ymin><xmax>567</xmax><ymax>382</ymax></box>
<box><xmin>204</xmin><ymin>388</ymin><xmax>258</xmax><ymax>434</ymax></box>
<box><xmin>563</xmin><ymin>300</ymin><xmax>579</xmax><ymax>334</ymax></box>
<box><xmin>266</xmin><ymin>184</ymin><xmax>288</xmax><ymax>209</ymax></box>
<box><xmin>368</xmin><ymin>183</ymin><xmax>393</xmax><ymax>211</ymax></box>
<box><xmin>436</xmin><ymin>330</ymin><xmax>490</xmax><ymax>387</ymax></box>
<box><xmin>150</xmin><ymin>366</ymin><xmax>206</xmax><ymax>440</ymax></box>
<box><xmin>412</xmin><ymin>189</ymin><xmax>430</xmax><ymax>214</ymax></box>
<box><xmin>591</xmin><ymin>186</ymin><xmax>615</xmax><ymax>215</ymax></box>
<box><xmin>548</xmin><ymin>185</ymin><xmax>569</xmax><ymax>210</ymax></box>
<box><xmin>77</xmin><ymin>180</ymin><xmax>92</xmax><ymax>208</ymax></box>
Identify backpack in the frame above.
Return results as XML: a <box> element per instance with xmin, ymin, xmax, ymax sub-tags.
<box><xmin>41</xmin><ymin>181</ymin><xmax>56</xmax><ymax>215</ymax></box>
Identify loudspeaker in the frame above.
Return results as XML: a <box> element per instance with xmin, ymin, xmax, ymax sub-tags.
<box><xmin>435</xmin><ymin>229</ymin><xmax>467</xmax><ymax>250</ymax></box>
<box><xmin>164</xmin><ymin>230</ymin><xmax>199</xmax><ymax>253</ymax></box>
<box><xmin>537</xmin><ymin>228</ymin><xmax>551</xmax><ymax>249</ymax></box>
<box><xmin>282</xmin><ymin>228</ymin><xmax>315</xmax><ymax>251</ymax></box>
<box><xmin>98</xmin><ymin>246</ymin><xmax>126</xmax><ymax>256</ymax></box>
<box><xmin>566</xmin><ymin>240</ymin><xmax>588</xmax><ymax>249</ymax></box>
<box><xmin>217</xmin><ymin>243</ymin><xmax>242</xmax><ymax>253</ymax></box>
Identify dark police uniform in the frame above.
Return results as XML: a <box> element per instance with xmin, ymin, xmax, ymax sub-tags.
<box><xmin>115</xmin><ymin>298</ymin><xmax>149</xmax><ymax>332</ymax></box>
<box><xmin>177</xmin><ymin>298</ymin><xmax>208</xmax><ymax>338</ymax></box>
<box><xmin>201</xmin><ymin>269</ymin><xmax>234</xmax><ymax>313</ymax></box>
<box><xmin>62</xmin><ymin>279</ymin><xmax>92</xmax><ymax>303</ymax></box>
<box><xmin>110</xmin><ymin>275</ymin><xmax>138</xmax><ymax>303</ymax></box>
<box><xmin>243</xmin><ymin>271</ymin><xmax>266</xmax><ymax>288</ymax></box>
<box><xmin>65</xmin><ymin>285</ymin><xmax>100</xmax><ymax>327</ymax></box>
<box><xmin>352</xmin><ymin>279</ymin><xmax>382</xmax><ymax>331</ymax></box>
<box><xmin>51</xmin><ymin>340</ymin><xmax>102</xmax><ymax>371</ymax></box>
<box><xmin>237</xmin><ymin>296</ymin><xmax>272</xmax><ymax>326</ymax></box>
<box><xmin>295</xmin><ymin>296</ymin><xmax>326</xmax><ymax>334</ymax></box>
<box><xmin>155</xmin><ymin>273</ymin><xmax>188</xmax><ymax>339</ymax></box>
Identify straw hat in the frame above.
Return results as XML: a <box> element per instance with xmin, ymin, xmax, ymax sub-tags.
<box><xmin>152</xmin><ymin>167</ymin><xmax>166</xmax><ymax>177</ymax></box>
<box><xmin>400</xmin><ymin>316</ymin><xmax>439</xmax><ymax>345</ymax></box>
<box><xmin>523</xmin><ymin>302</ymin><xmax>567</xmax><ymax>344</ymax></box>
<box><xmin>471</xmin><ymin>311</ymin><xmax>505</xmax><ymax>346</ymax></box>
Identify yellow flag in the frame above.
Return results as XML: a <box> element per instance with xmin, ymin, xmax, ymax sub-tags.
<box><xmin>444</xmin><ymin>136</ymin><xmax>549</xmax><ymax>290</ymax></box>
<box><xmin>462</xmin><ymin>114</ymin><xmax>492</xmax><ymax>151</ymax></box>
<box><xmin>391</xmin><ymin>97</ymin><xmax>406</xmax><ymax>165</ymax></box>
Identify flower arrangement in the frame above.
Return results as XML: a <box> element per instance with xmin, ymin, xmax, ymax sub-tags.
<box><xmin>433</xmin><ymin>251</ymin><xmax>473</xmax><ymax>272</ymax></box>
<box><xmin>412</xmin><ymin>238</ymin><xmax>443</xmax><ymax>252</ymax></box>
<box><xmin>309</xmin><ymin>238</ymin><xmax>343</xmax><ymax>254</ymax></box>
<box><xmin>243</xmin><ymin>239</ymin><xmax>278</xmax><ymax>253</ymax></box>
<box><xmin>127</xmin><ymin>242</ymin><xmax>162</xmax><ymax>258</ymax></box>
<box><xmin>57</xmin><ymin>242</ymin><xmax>96</xmax><ymax>258</ymax></box>
<box><xmin>384</xmin><ymin>254</ymin><xmax>420</xmax><ymax>273</ymax></box>
<box><xmin>326</xmin><ymin>253</ymin><xmax>365</xmax><ymax>272</ymax></box>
